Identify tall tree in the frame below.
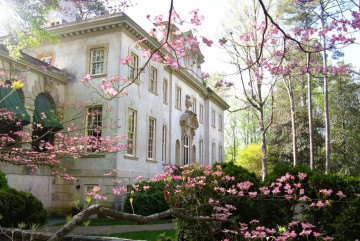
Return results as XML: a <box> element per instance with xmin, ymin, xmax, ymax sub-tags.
<box><xmin>221</xmin><ymin>0</ymin><xmax>278</xmax><ymax>180</ymax></box>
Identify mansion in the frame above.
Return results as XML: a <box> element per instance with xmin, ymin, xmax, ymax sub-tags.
<box><xmin>0</xmin><ymin>11</ymin><xmax>228</xmax><ymax>215</ymax></box>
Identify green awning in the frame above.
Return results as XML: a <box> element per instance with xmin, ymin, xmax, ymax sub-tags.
<box><xmin>0</xmin><ymin>87</ymin><xmax>31</xmax><ymax>125</ymax></box>
<box><xmin>33</xmin><ymin>94</ymin><xmax>63</xmax><ymax>131</ymax></box>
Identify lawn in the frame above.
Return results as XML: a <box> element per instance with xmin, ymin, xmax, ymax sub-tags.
<box><xmin>93</xmin><ymin>230</ymin><xmax>176</xmax><ymax>241</ymax></box>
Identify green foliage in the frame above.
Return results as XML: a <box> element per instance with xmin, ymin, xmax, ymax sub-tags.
<box><xmin>332</xmin><ymin>200</ymin><xmax>360</xmax><ymax>241</ymax></box>
<box><xmin>1</xmin><ymin>0</ymin><xmax>59</xmax><ymax>59</ymax></box>
<box><xmin>267</xmin><ymin>164</ymin><xmax>360</xmax><ymax>240</ymax></box>
<box><xmin>236</xmin><ymin>143</ymin><xmax>273</xmax><ymax>177</ymax></box>
<box><xmin>0</xmin><ymin>170</ymin><xmax>8</xmax><ymax>189</ymax></box>
<box><xmin>219</xmin><ymin>161</ymin><xmax>260</xmax><ymax>186</ymax></box>
<box><xmin>124</xmin><ymin>181</ymin><xmax>169</xmax><ymax>216</ymax></box>
<box><xmin>0</xmin><ymin>188</ymin><xmax>47</xmax><ymax>227</ymax></box>
<box><xmin>303</xmin><ymin>173</ymin><xmax>360</xmax><ymax>240</ymax></box>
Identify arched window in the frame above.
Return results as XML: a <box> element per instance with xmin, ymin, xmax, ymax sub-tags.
<box><xmin>192</xmin><ymin>145</ymin><xmax>196</xmax><ymax>163</ymax></box>
<box><xmin>32</xmin><ymin>93</ymin><xmax>63</xmax><ymax>151</ymax></box>
<box><xmin>0</xmin><ymin>83</ymin><xmax>30</xmax><ymax>146</ymax></box>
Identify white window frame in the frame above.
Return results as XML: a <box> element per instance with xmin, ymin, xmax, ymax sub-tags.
<box><xmin>90</xmin><ymin>48</ymin><xmax>105</xmax><ymax>76</ymax></box>
<box><xmin>218</xmin><ymin>114</ymin><xmax>223</xmax><ymax>131</ymax></box>
<box><xmin>211</xmin><ymin>142</ymin><xmax>216</xmax><ymax>163</ymax></box>
<box><xmin>40</xmin><ymin>56</ymin><xmax>52</xmax><ymax>65</ymax></box>
<box><xmin>192</xmin><ymin>97</ymin><xmax>197</xmax><ymax>113</ymax></box>
<box><xmin>219</xmin><ymin>144</ymin><xmax>223</xmax><ymax>162</ymax></box>
<box><xmin>163</xmin><ymin>78</ymin><xmax>168</xmax><ymax>104</ymax></box>
<box><xmin>211</xmin><ymin>110</ymin><xmax>216</xmax><ymax>128</ymax></box>
<box><xmin>199</xmin><ymin>140</ymin><xmax>203</xmax><ymax>164</ymax></box>
<box><xmin>175</xmin><ymin>86</ymin><xmax>182</xmax><ymax>110</ymax></box>
<box><xmin>147</xmin><ymin>117</ymin><xmax>156</xmax><ymax>160</ymax></box>
<box><xmin>85</xmin><ymin>106</ymin><xmax>102</xmax><ymax>138</ymax></box>
<box><xmin>184</xmin><ymin>135</ymin><xmax>190</xmax><ymax>165</ymax></box>
<box><xmin>126</xmin><ymin>108</ymin><xmax>137</xmax><ymax>156</ymax></box>
<box><xmin>199</xmin><ymin>104</ymin><xmax>204</xmax><ymax>124</ymax></box>
<box><xmin>129</xmin><ymin>52</ymin><xmax>139</xmax><ymax>81</ymax></box>
<box><xmin>162</xmin><ymin>125</ymin><xmax>167</xmax><ymax>164</ymax></box>
<box><xmin>150</xmin><ymin>66</ymin><xmax>157</xmax><ymax>93</ymax></box>
<box><xmin>85</xmin><ymin>106</ymin><xmax>102</xmax><ymax>152</ymax></box>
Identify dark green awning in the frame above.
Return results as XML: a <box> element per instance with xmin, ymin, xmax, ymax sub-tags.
<box><xmin>0</xmin><ymin>87</ymin><xmax>31</xmax><ymax>125</ymax></box>
<box><xmin>33</xmin><ymin>94</ymin><xmax>63</xmax><ymax>131</ymax></box>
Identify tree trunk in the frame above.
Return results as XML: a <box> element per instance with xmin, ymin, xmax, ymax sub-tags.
<box><xmin>260</xmin><ymin>109</ymin><xmax>268</xmax><ymax>181</ymax></box>
<box><xmin>307</xmin><ymin>53</ymin><xmax>315</xmax><ymax>170</ymax></box>
<box><xmin>283</xmin><ymin>78</ymin><xmax>298</xmax><ymax>166</ymax></box>
<box><xmin>321</xmin><ymin>10</ymin><xmax>331</xmax><ymax>174</ymax></box>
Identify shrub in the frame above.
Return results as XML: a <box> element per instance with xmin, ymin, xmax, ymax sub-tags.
<box><xmin>266</xmin><ymin>164</ymin><xmax>360</xmax><ymax>240</ymax></box>
<box><xmin>0</xmin><ymin>188</ymin><xmax>47</xmax><ymax>227</ymax></box>
<box><xmin>0</xmin><ymin>170</ymin><xmax>8</xmax><ymax>189</ymax></box>
<box><xmin>124</xmin><ymin>180</ymin><xmax>169</xmax><ymax>216</ymax></box>
<box><xmin>304</xmin><ymin>173</ymin><xmax>360</xmax><ymax>240</ymax></box>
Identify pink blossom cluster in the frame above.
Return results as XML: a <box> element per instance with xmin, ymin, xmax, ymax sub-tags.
<box><xmin>145</xmin><ymin>164</ymin><xmax>347</xmax><ymax>240</ymax></box>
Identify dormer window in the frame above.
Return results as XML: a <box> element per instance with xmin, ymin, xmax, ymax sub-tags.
<box><xmin>41</xmin><ymin>57</ymin><xmax>52</xmax><ymax>65</ymax></box>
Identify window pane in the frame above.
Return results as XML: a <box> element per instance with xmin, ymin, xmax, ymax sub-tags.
<box><xmin>91</xmin><ymin>48</ymin><xmax>105</xmax><ymax>75</ymax></box>
<box><xmin>127</xmin><ymin>109</ymin><xmax>137</xmax><ymax>155</ymax></box>
<box><xmin>148</xmin><ymin>118</ymin><xmax>156</xmax><ymax>159</ymax></box>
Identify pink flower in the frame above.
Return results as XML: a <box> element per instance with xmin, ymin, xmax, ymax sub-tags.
<box><xmin>319</xmin><ymin>189</ymin><xmax>333</xmax><ymax>196</ymax></box>
<box><xmin>336</xmin><ymin>190</ymin><xmax>346</xmax><ymax>198</ymax></box>
<box><xmin>112</xmin><ymin>187</ymin><xmax>127</xmax><ymax>196</ymax></box>
<box><xmin>119</xmin><ymin>56</ymin><xmax>133</xmax><ymax>65</ymax></box>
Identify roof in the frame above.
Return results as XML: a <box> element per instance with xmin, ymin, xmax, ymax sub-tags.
<box><xmin>0</xmin><ymin>45</ymin><xmax>69</xmax><ymax>84</ymax></box>
<box><xmin>46</xmin><ymin>12</ymin><xmax>229</xmax><ymax>110</ymax></box>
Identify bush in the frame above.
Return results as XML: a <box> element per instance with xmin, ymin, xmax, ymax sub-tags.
<box><xmin>0</xmin><ymin>188</ymin><xmax>47</xmax><ymax>227</ymax></box>
<box><xmin>304</xmin><ymin>173</ymin><xmax>360</xmax><ymax>240</ymax></box>
<box><xmin>124</xmin><ymin>181</ymin><xmax>169</xmax><ymax>216</ymax></box>
<box><xmin>266</xmin><ymin>164</ymin><xmax>360</xmax><ymax>240</ymax></box>
<box><xmin>0</xmin><ymin>170</ymin><xmax>8</xmax><ymax>189</ymax></box>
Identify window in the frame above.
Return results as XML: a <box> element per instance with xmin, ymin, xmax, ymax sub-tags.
<box><xmin>199</xmin><ymin>104</ymin><xmax>204</xmax><ymax>123</ymax></box>
<box><xmin>163</xmin><ymin>78</ymin><xmax>168</xmax><ymax>104</ymax></box>
<box><xmin>211</xmin><ymin>110</ymin><xmax>216</xmax><ymax>127</ymax></box>
<box><xmin>162</xmin><ymin>125</ymin><xmax>167</xmax><ymax>164</ymax></box>
<box><xmin>129</xmin><ymin>52</ymin><xmax>139</xmax><ymax>81</ymax></box>
<box><xmin>211</xmin><ymin>143</ymin><xmax>216</xmax><ymax>163</ymax></box>
<box><xmin>218</xmin><ymin>114</ymin><xmax>223</xmax><ymax>131</ymax></box>
<box><xmin>0</xmin><ymin>87</ymin><xmax>30</xmax><ymax>147</ymax></box>
<box><xmin>199</xmin><ymin>140</ymin><xmax>203</xmax><ymax>164</ymax></box>
<box><xmin>86</xmin><ymin>106</ymin><xmax>102</xmax><ymax>152</ymax></box>
<box><xmin>32</xmin><ymin>93</ymin><xmax>63</xmax><ymax>152</ymax></box>
<box><xmin>147</xmin><ymin>118</ymin><xmax>156</xmax><ymax>159</ymax></box>
<box><xmin>192</xmin><ymin>97</ymin><xmax>197</xmax><ymax>113</ymax></box>
<box><xmin>219</xmin><ymin>145</ymin><xmax>223</xmax><ymax>162</ymax></box>
<box><xmin>37</xmin><ymin>52</ymin><xmax>55</xmax><ymax>65</ymax></box>
<box><xmin>150</xmin><ymin>67</ymin><xmax>157</xmax><ymax>93</ymax></box>
<box><xmin>184</xmin><ymin>135</ymin><xmax>190</xmax><ymax>165</ymax></box>
<box><xmin>90</xmin><ymin>48</ymin><xmax>105</xmax><ymax>75</ymax></box>
<box><xmin>126</xmin><ymin>108</ymin><xmax>137</xmax><ymax>156</ymax></box>
<box><xmin>175</xmin><ymin>87</ymin><xmax>182</xmax><ymax>109</ymax></box>
<box><xmin>41</xmin><ymin>57</ymin><xmax>52</xmax><ymax>65</ymax></box>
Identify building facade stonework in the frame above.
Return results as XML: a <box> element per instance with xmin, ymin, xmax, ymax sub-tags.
<box><xmin>0</xmin><ymin>12</ymin><xmax>229</xmax><ymax>215</ymax></box>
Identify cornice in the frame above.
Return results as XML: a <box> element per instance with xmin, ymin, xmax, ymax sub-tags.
<box><xmin>46</xmin><ymin>13</ymin><xmax>228</xmax><ymax>109</ymax></box>
<box><xmin>174</xmin><ymin>68</ymin><xmax>229</xmax><ymax>110</ymax></box>
<box><xmin>0</xmin><ymin>47</ymin><xmax>69</xmax><ymax>85</ymax></box>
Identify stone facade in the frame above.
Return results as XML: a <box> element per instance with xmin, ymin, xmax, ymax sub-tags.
<box><xmin>0</xmin><ymin>12</ymin><xmax>229</xmax><ymax>215</ymax></box>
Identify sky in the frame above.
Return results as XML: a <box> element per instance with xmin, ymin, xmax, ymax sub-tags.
<box><xmin>124</xmin><ymin>0</ymin><xmax>231</xmax><ymax>74</ymax></box>
<box><xmin>124</xmin><ymin>0</ymin><xmax>360</xmax><ymax>74</ymax></box>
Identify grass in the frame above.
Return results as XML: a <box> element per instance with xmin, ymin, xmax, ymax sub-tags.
<box><xmin>94</xmin><ymin>230</ymin><xmax>176</xmax><ymax>241</ymax></box>
<box><xmin>51</xmin><ymin>218</ymin><xmax>174</xmax><ymax>226</ymax></box>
